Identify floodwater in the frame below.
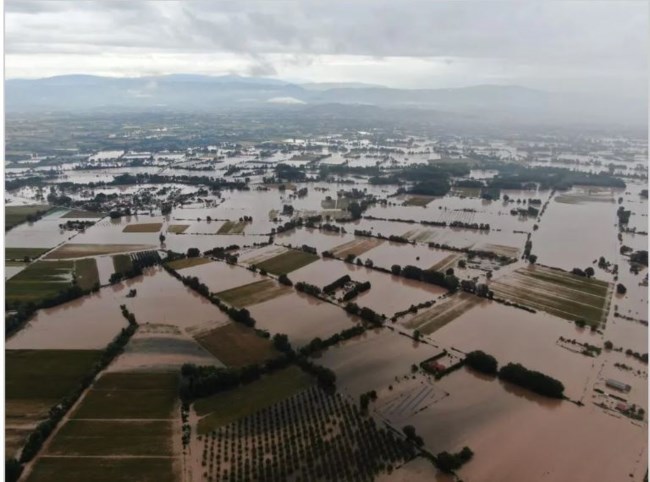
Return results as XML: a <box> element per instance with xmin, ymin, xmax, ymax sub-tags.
<box><xmin>179</xmin><ymin>261</ymin><xmax>263</xmax><ymax>293</ymax></box>
<box><xmin>120</xmin><ymin>267</ymin><xmax>231</xmax><ymax>330</ymax></box>
<box><xmin>533</xmin><ymin>189</ymin><xmax>621</xmax><ymax>270</ymax></box>
<box><xmin>291</xmin><ymin>259</ymin><xmax>447</xmax><ymax>315</ymax></box>
<box><xmin>6</xmin><ymin>286</ymin><xmax>128</xmax><ymax>349</ymax></box>
<box><xmin>431</xmin><ymin>301</ymin><xmax>599</xmax><ymax>401</ymax></box>
<box><xmin>315</xmin><ymin>328</ymin><xmax>442</xmax><ymax>397</ymax></box>
<box><xmin>410</xmin><ymin>369</ymin><xmax>647</xmax><ymax>482</ymax></box>
<box><xmin>247</xmin><ymin>290</ymin><xmax>358</xmax><ymax>347</ymax></box>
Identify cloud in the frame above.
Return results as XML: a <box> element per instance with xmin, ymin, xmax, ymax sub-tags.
<box><xmin>267</xmin><ymin>96</ymin><xmax>305</xmax><ymax>105</ymax></box>
<box><xmin>4</xmin><ymin>0</ymin><xmax>647</xmax><ymax>98</ymax></box>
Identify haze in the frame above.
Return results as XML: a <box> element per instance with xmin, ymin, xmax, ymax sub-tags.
<box><xmin>6</xmin><ymin>0</ymin><xmax>648</xmax><ymax>99</ymax></box>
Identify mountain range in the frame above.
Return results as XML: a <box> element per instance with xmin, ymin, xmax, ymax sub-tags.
<box><xmin>5</xmin><ymin>74</ymin><xmax>646</xmax><ymax>129</ymax></box>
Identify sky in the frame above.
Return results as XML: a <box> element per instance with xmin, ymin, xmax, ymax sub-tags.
<box><xmin>4</xmin><ymin>0</ymin><xmax>648</xmax><ymax>98</ymax></box>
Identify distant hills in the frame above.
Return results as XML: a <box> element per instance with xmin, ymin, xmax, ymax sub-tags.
<box><xmin>5</xmin><ymin>74</ymin><xmax>646</xmax><ymax>129</ymax></box>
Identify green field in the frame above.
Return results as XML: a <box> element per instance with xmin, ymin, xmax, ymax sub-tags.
<box><xmin>60</xmin><ymin>209</ymin><xmax>104</xmax><ymax>219</ymax></box>
<box><xmin>6</xmin><ymin>350</ymin><xmax>102</xmax><ymax>400</ymax></box>
<box><xmin>72</xmin><ymin>372</ymin><xmax>179</xmax><ymax>420</ymax></box>
<box><xmin>216</xmin><ymin>279</ymin><xmax>291</xmax><ymax>307</ymax></box>
<box><xmin>123</xmin><ymin>223</ymin><xmax>163</xmax><ymax>233</ymax></box>
<box><xmin>5</xmin><ymin>247</ymin><xmax>49</xmax><ymax>260</ymax></box>
<box><xmin>165</xmin><ymin>256</ymin><xmax>212</xmax><ymax>270</ymax></box>
<box><xmin>195</xmin><ymin>366</ymin><xmax>312</xmax><ymax>434</ymax></box>
<box><xmin>5</xmin><ymin>205</ymin><xmax>51</xmax><ymax>230</ymax></box>
<box><xmin>167</xmin><ymin>224</ymin><xmax>189</xmax><ymax>234</ymax></box>
<box><xmin>6</xmin><ymin>258</ymin><xmax>99</xmax><ymax>304</ymax></box>
<box><xmin>45</xmin><ymin>243</ymin><xmax>155</xmax><ymax>259</ymax></box>
<box><xmin>255</xmin><ymin>250</ymin><xmax>319</xmax><ymax>275</ymax></box>
<box><xmin>6</xmin><ymin>350</ymin><xmax>102</xmax><ymax>457</ymax></box>
<box><xmin>404</xmin><ymin>292</ymin><xmax>483</xmax><ymax>334</ymax></box>
<box><xmin>26</xmin><ymin>455</ymin><xmax>176</xmax><ymax>482</ymax></box>
<box><xmin>74</xmin><ymin>258</ymin><xmax>99</xmax><ymax>290</ymax></box>
<box><xmin>217</xmin><ymin>220</ymin><xmax>247</xmax><ymax>234</ymax></box>
<box><xmin>112</xmin><ymin>254</ymin><xmax>133</xmax><ymax>274</ymax></box>
<box><xmin>491</xmin><ymin>266</ymin><xmax>612</xmax><ymax>327</ymax></box>
<box><xmin>195</xmin><ymin>323</ymin><xmax>279</xmax><ymax>367</ymax></box>
<box><xmin>47</xmin><ymin>420</ymin><xmax>173</xmax><ymax>456</ymax></box>
<box><xmin>5</xmin><ymin>260</ymin><xmax>74</xmax><ymax>304</ymax></box>
<box><xmin>29</xmin><ymin>371</ymin><xmax>180</xmax><ymax>481</ymax></box>
<box><xmin>403</xmin><ymin>195</ymin><xmax>435</xmax><ymax>206</ymax></box>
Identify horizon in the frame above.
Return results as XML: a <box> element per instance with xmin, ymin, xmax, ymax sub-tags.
<box><xmin>5</xmin><ymin>1</ymin><xmax>648</xmax><ymax>101</ymax></box>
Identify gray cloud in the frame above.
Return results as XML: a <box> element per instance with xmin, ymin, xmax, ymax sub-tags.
<box><xmin>5</xmin><ymin>0</ymin><xmax>647</xmax><ymax>98</ymax></box>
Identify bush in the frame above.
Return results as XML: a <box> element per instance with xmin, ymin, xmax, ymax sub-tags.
<box><xmin>465</xmin><ymin>350</ymin><xmax>498</xmax><ymax>375</ymax></box>
<box><xmin>278</xmin><ymin>274</ymin><xmax>293</xmax><ymax>286</ymax></box>
<box><xmin>436</xmin><ymin>446</ymin><xmax>474</xmax><ymax>473</ymax></box>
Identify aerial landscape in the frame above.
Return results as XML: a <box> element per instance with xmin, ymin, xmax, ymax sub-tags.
<box><xmin>3</xmin><ymin>2</ymin><xmax>649</xmax><ymax>482</ymax></box>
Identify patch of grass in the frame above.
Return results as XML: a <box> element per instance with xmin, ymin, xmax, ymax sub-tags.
<box><xmin>216</xmin><ymin>279</ymin><xmax>291</xmax><ymax>307</ymax></box>
<box><xmin>195</xmin><ymin>366</ymin><xmax>312</xmax><ymax>434</ymax></box>
<box><xmin>195</xmin><ymin>323</ymin><xmax>278</xmax><ymax>367</ymax></box>
<box><xmin>491</xmin><ymin>266</ymin><xmax>611</xmax><ymax>327</ymax></box>
<box><xmin>5</xmin><ymin>247</ymin><xmax>49</xmax><ymax>260</ymax></box>
<box><xmin>165</xmin><ymin>257</ymin><xmax>213</xmax><ymax>271</ymax></box>
<box><xmin>403</xmin><ymin>195</ymin><xmax>435</xmax><ymax>206</ymax></box>
<box><xmin>74</xmin><ymin>258</ymin><xmax>99</xmax><ymax>290</ymax></box>
<box><xmin>405</xmin><ymin>293</ymin><xmax>483</xmax><ymax>334</ymax></box>
<box><xmin>112</xmin><ymin>253</ymin><xmax>134</xmax><ymax>275</ymax></box>
<box><xmin>5</xmin><ymin>260</ymin><xmax>74</xmax><ymax>303</ymax></box>
<box><xmin>167</xmin><ymin>224</ymin><xmax>189</xmax><ymax>234</ymax></box>
<box><xmin>217</xmin><ymin>220</ymin><xmax>247</xmax><ymax>234</ymax></box>
<box><xmin>60</xmin><ymin>209</ymin><xmax>104</xmax><ymax>219</ymax></box>
<box><xmin>72</xmin><ymin>372</ymin><xmax>179</xmax><ymax>420</ymax></box>
<box><xmin>26</xmin><ymin>457</ymin><xmax>176</xmax><ymax>482</ymax></box>
<box><xmin>47</xmin><ymin>420</ymin><xmax>173</xmax><ymax>456</ymax></box>
<box><xmin>123</xmin><ymin>223</ymin><xmax>163</xmax><ymax>233</ymax></box>
<box><xmin>5</xmin><ymin>205</ymin><xmax>51</xmax><ymax>230</ymax></box>
<box><xmin>255</xmin><ymin>250</ymin><xmax>319</xmax><ymax>275</ymax></box>
<box><xmin>45</xmin><ymin>243</ymin><xmax>155</xmax><ymax>259</ymax></box>
<box><xmin>331</xmin><ymin>238</ymin><xmax>384</xmax><ymax>258</ymax></box>
<box><xmin>429</xmin><ymin>254</ymin><xmax>461</xmax><ymax>272</ymax></box>
<box><xmin>6</xmin><ymin>349</ymin><xmax>102</xmax><ymax>402</ymax></box>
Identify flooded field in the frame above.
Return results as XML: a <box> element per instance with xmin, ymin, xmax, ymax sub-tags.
<box><xmin>408</xmin><ymin>369</ymin><xmax>647</xmax><ymax>482</ymax></box>
<box><xmin>4</xmin><ymin>118</ymin><xmax>647</xmax><ymax>481</ymax></box>
<box><xmin>316</xmin><ymin>328</ymin><xmax>443</xmax><ymax>397</ymax></box>
<box><xmin>291</xmin><ymin>259</ymin><xmax>447</xmax><ymax>315</ymax></box>
<box><xmin>248</xmin><ymin>291</ymin><xmax>359</xmax><ymax>347</ymax></box>
<box><xmin>6</xmin><ymin>287</ymin><xmax>128</xmax><ymax>349</ymax></box>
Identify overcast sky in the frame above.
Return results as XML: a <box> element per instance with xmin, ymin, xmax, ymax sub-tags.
<box><xmin>5</xmin><ymin>1</ymin><xmax>648</xmax><ymax>98</ymax></box>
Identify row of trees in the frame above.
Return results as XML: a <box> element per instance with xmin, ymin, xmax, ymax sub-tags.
<box><xmin>464</xmin><ymin>351</ymin><xmax>564</xmax><ymax>398</ymax></box>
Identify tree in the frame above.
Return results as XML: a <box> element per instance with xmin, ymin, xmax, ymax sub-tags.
<box><xmin>616</xmin><ymin>283</ymin><xmax>627</xmax><ymax>295</ymax></box>
<box><xmin>278</xmin><ymin>274</ymin><xmax>293</xmax><ymax>286</ymax></box>
<box><xmin>391</xmin><ymin>264</ymin><xmax>401</xmax><ymax>276</ymax></box>
<box><xmin>584</xmin><ymin>267</ymin><xmax>595</xmax><ymax>278</ymax></box>
<box><xmin>187</xmin><ymin>248</ymin><xmax>200</xmax><ymax>258</ymax></box>
<box><xmin>528</xmin><ymin>254</ymin><xmax>537</xmax><ymax>264</ymax></box>
<box><xmin>465</xmin><ymin>350</ymin><xmax>498</xmax><ymax>375</ymax></box>
<box><xmin>604</xmin><ymin>340</ymin><xmax>614</xmax><ymax>350</ymax></box>
<box><xmin>5</xmin><ymin>458</ymin><xmax>23</xmax><ymax>482</ymax></box>
<box><xmin>159</xmin><ymin>232</ymin><xmax>166</xmax><ymax>244</ymax></box>
<box><xmin>413</xmin><ymin>329</ymin><xmax>421</xmax><ymax>342</ymax></box>
<box><xmin>348</xmin><ymin>202</ymin><xmax>363</xmax><ymax>220</ymax></box>
<box><xmin>272</xmin><ymin>333</ymin><xmax>292</xmax><ymax>353</ymax></box>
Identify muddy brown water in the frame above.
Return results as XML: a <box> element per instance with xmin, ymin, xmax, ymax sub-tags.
<box><xmin>414</xmin><ymin>368</ymin><xmax>647</xmax><ymax>482</ymax></box>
